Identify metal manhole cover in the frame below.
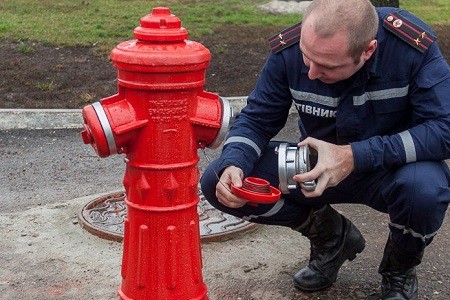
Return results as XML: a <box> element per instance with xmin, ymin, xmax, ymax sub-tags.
<box><xmin>78</xmin><ymin>190</ymin><xmax>258</xmax><ymax>242</ymax></box>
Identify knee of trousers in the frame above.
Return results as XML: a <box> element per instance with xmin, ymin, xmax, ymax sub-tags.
<box><xmin>385</xmin><ymin>161</ymin><xmax>449</xmax><ymax>250</ymax></box>
<box><xmin>386</xmin><ymin>161</ymin><xmax>449</xmax><ymax>216</ymax></box>
<box><xmin>200</xmin><ymin>160</ymin><xmax>308</xmax><ymax>228</ymax></box>
<box><xmin>200</xmin><ymin>161</ymin><xmax>221</xmax><ymax>206</ymax></box>
<box><xmin>199</xmin><ymin>160</ymin><xmax>249</xmax><ymax>218</ymax></box>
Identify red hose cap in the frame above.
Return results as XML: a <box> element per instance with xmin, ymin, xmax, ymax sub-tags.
<box><xmin>134</xmin><ymin>7</ymin><xmax>188</xmax><ymax>42</ymax></box>
<box><xmin>231</xmin><ymin>177</ymin><xmax>281</xmax><ymax>204</ymax></box>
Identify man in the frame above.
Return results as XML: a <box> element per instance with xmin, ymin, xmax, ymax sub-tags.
<box><xmin>200</xmin><ymin>0</ymin><xmax>450</xmax><ymax>299</ymax></box>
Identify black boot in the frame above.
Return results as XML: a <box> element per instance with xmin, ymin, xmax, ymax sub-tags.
<box><xmin>293</xmin><ymin>205</ymin><xmax>365</xmax><ymax>292</ymax></box>
<box><xmin>378</xmin><ymin>236</ymin><xmax>423</xmax><ymax>300</ymax></box>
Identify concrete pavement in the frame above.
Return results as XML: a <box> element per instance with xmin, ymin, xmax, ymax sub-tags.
<box><xmin>0</xmin><ymin>101</ymin><xmax>449</xmax><ymax>299</ymax></box>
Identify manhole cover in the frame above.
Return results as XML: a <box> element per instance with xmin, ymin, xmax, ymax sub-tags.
<box><xmin>78</xmin><ymin>190</ymin><xmax>258</xmax><ymax>242</ymax></box>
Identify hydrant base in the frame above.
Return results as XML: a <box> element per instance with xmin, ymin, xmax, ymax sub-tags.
<box><xmin>78</xmin><ymin>190</ymin><xmax>259</xmax><ymax>243</ymax></box>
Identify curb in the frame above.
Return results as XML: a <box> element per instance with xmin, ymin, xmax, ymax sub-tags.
<box><xmin>0</xmin><ymin>96</ymin><xmax>249</xmax><ymax>131</ymax></box>
<box><xmin>0</xmin><ymin>108</ymin><xmax>85</xmax><ymax>130</ymax></box>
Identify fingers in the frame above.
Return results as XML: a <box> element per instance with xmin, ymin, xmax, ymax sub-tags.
<box><xmin>293</xmin><ymin>165</ymin><xmax>327</xmax><ymax>197</ymax></box>
<box><xmin>295</xmin><ymin>138</ymin><xmax>329</xmax><ymax>197</ymax></box>
<box><xmin>294</xmin><ymin>139</ymin><xmax>354</xmax><ymax>198</ymax></box>
<box><xmin>229</xmin><ymin>168</ymin><xmax>243</xmax><ymax>188</ymax></box>
<box><xmin>300</xmin><ymin>173</ymin><xmax>328</xmax><ymax>197</ymax></box>
<box><xmin>216</xmin><ymin>182</ymin><xmax>246</xmax><ymax>208</ymax></box>
<box><xmin>298</xmin><ymin>136</ymin><xmax>318</xmax><ymax>149</ymax></box>
<box><xmin>293</xmin><ymin>165</ymin><xmax>321</xmax><ymax>183</ymax></box>
<box><xmin>215</xmin><ymin>166</ymin><xmax>247</xmax><ymax>208</ymax></box>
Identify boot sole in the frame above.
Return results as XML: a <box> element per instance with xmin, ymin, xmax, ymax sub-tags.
<box><xmin>294</xmin><ymin>276</ymin><xmax>334</xmax><ymax>292</ymax></box>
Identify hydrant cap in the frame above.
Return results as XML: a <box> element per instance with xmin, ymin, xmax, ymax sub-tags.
<box><xmin>134</xmin><ymin>7</ymin><xmax>188</xmax><ymax>42</ymax></box>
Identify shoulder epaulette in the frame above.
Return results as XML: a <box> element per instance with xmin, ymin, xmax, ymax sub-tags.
<box><xmin>383</xmin><ymin>12</ymin><xmax>436</xmax><ymax>53</ymax></box>
<box><xmin>268</xmin><ymin>22</ymin><xmax>302</xmax><ymax>53</ymax></box>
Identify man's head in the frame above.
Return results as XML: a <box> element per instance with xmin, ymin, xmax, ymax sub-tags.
<box><xmin>299</xmin><ymin>0</ymin><xmax>378</xmax><ymax>83</ymax></box>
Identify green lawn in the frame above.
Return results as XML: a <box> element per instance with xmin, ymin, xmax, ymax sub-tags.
<box><xmin>0</xmin><ymin>0</ymin><xmax>299</xmax><ymax>51</ymax></box>
<box><xmin>401</xmin><ymin>0</ymin><xmax>450</xmax><ymax>24</ymax></box>
<box><xmin>0</xmin><ymin>0</ymin><xmax>448</xmax><ymax>51</ymax></box>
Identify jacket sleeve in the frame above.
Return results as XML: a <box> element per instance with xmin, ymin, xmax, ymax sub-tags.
<box><xmin>351</xmin><ymin>42</ymin><xmax>450</xmax><ymax>172</ymax></box>
<box><xmin>215</xmin><ymin>52</ymin><xmax>294</xmax><ymax>176</ymax></box>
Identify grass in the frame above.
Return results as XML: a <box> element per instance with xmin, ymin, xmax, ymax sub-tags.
<box><xmin>0</xmin><ymin>0</ymin><xmax>299</xmax><ymax>52</ymax></box>
<box><xmin>400</xmin><ymin>0</ymin><xmax>450</xmax><ymax>24</ymax></box>
<box><xmin>18</xmin><ymin>43</ymin><xmax>35</xmax><ymax>54</ymax></box>
<box><xmin>35</xmin><ymin>81</ymin><xmax>56</xmax><ymax>92</ymax></box>
<box><xmin>0</xmin><ymin>0</ymin><xmax>448</xmax><ymax>52</ymax></box>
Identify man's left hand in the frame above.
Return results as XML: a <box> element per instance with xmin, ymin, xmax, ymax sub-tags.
<box><xmin>293</xmin><ymin>137</ymin><xmax>354</xmax><ymax>197</ymax></box>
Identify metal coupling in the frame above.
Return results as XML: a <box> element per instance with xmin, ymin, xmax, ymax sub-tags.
<box><xmin>208</xmin><ymin>97</ymin><xmax>233</xmax><ymax>149</ymax></box>
<box><xmin>276</xmin><ymin>143</ymin><xmax>316</xmax><ymax>194</ymax></box>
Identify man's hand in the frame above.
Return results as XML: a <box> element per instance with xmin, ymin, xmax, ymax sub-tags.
<box><xmin>293</xmin><ymin>137</ymin><xmax>354</xmax><ymax>197</ymax></box>
<box><xmin>216</xmin><ymin>166</ymin><xmax>247</xmax><ymax>208</ymax></box>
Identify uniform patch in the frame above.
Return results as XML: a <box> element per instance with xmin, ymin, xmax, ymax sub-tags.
<box><xmin>383</xmin><ymin>12</ymin><xmax>436</xmax><ymax>53</ymax></box>
<box><xmin>268</xmin><ymin>22</ymin><xmax>302</xmax><ymax>53</ymax></box>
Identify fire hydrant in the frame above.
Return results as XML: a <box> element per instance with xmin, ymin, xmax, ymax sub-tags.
<box><xmin>80</xmin><ymin>7</ymin><xmax>232</xmax><ymax>300</ymax></box>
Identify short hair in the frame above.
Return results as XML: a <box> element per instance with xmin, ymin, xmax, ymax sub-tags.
<box><xmin>302</xmin><ymin>0</ymin><xmax>379</xmax><ymax>61</ymax></box>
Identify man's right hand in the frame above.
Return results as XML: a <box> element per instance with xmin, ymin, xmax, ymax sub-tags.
<box><xmin>216</xmin><ymin>166</ymin><xmax>247</xmax><ymax>208</ymax></box>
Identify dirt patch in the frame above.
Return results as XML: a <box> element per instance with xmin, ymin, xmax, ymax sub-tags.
<box><xmin>1</xmin><ymin>23</ymin><xmax>448</xmax><ymax>109</ymax></box>
<box><xmin>0</xmin><ymin>25</ymin><xmax>280</xmax><ymax>109</ymax></box>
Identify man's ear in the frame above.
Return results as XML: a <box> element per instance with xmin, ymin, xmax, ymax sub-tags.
<box><xmin>362</xmin><ymin>39</ymin><xmax>377</xmax><ymax>61</ymax></box>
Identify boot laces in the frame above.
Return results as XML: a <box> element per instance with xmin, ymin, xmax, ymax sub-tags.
<box><xmin>383</xmin><ymin>270</ymin><xmax>415</xmax><ymax>297</ymax></box>
<box><xmin>309</xmin><ymin>237</ymin><xmax>327</xmax><ymax>261</ymax></box>
<box><xmin>309</xmin><ymin>237</ymin><xmax>345</xmax><ymax>263</ymax></box>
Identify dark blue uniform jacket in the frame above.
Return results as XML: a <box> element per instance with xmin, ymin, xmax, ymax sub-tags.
<box><xmin>216</xmin><ymin>8</ymin><xmax>450</xmax><ymax>176</ymax></box>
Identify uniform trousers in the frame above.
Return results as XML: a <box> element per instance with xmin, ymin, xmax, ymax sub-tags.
<box><xmin>200</xmin><ymin>141</ymin><xmax>450</xmax><ymax>253</ymax></box>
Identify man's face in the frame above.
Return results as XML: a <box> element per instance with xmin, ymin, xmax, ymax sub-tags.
<box><xmin>299</xmin><ymin>18</ymin><xmax>367</xmax><ymax>84</ymax></box>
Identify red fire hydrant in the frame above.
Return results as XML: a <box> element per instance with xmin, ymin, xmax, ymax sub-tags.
<box><xmin>80</xmin><ymin>7</ymin><xmax>231</xmax><ymax>299</ymax></box>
